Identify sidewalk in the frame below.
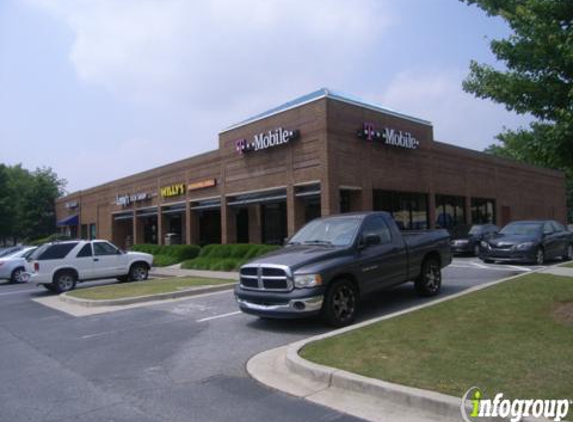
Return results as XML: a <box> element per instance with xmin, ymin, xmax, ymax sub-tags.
<box><xmin>540</xmin><ymin>265</ymin><xmax>573</xmax><ymax>277</ymax></box>
<box><xmin>150</xmin><ymin>264</ymin><xmax>238</xmax><ymax>280</ymax></box>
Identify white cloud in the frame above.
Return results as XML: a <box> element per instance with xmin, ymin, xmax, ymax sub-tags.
<box><xmin>376</xmin><ymin>69</ymin><xmax>532</xmax><ymax>150</ymax></box>
<box><xmin>26</xmin><ymin>0</ymin><xmax>393</xmax><ymax>110</ymax></box>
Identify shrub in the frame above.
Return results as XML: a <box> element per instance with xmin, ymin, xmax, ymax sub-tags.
<box><xmin>181</xmin><ymin>244</ymin><xmax>280</xmax><ymax>271</ymax></box>
<box><xmin>130</xmin><ymin>244</ymin><xmax>201</xmax><ymax>267</ymax></box>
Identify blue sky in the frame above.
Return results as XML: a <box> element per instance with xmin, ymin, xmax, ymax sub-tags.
<box><xmin>0</xmin><ymin>0</ymin><xmax>531</xmax><ymax>193</ymax></box>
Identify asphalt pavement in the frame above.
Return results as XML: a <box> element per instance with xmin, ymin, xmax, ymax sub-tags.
<box><xmin>0</xmin><ymin>257</ymin><xmax>547</xmax><ymax>422</ymax></box>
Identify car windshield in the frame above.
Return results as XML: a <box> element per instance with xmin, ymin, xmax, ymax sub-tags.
<box><xmin>288</xmin><ymin>217</ymin><xmax>362</xmax><ymax>247</ymax></box>
<box><xmin>4</xmin><ymin>247</ymin><xmax>35</xmax><ymax>259</ymax></box>
<box><xmin>500</xmin><ymin>222</ymin><xmax>542</xmax><ymax>236</ymax></box>
<box><xmin>468</xmin><ymin>225</ymin><xmax>483</xmax><ymax>235</ymax></box>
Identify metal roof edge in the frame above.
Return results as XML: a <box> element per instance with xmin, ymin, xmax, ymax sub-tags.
<box><xmin>219</xmin><ymin>88</ymin><xmax>432</xmax><ymax>134</ymax></box>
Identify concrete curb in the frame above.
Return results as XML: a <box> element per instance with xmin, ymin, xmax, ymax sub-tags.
<box><xmin>249</xmin><ymin>265</ymin><xmax>562</xmax><ymax>422</ymax></box>
<box><xmin>59</xmin><ymin>283</ymin><xmax>235</xmax><ymax>308</ymax></box>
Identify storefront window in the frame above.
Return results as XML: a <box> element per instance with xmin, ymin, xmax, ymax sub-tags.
<box><xmin>262</xmin><ymin>202</ymin><xmax>287</xmax><ymax>245</ymax></box>
<box><xmin>89</xmin><ymin>223</ymin><xmax>96</xmax><ymax>240</ymax></box>
<box><xmin>471</xmin><ymin>198</ymin><xmax>496</xmax><ymax>224</ymax></box>
<box><xmin>199</xmin><ymin>210</ymin><xmax>221</xmax><ymax>245</ymax></box>
<box><xmin>435</xmin><ymin>194</ymin><xmax>466</xmax><ymax>230</ymax></box>
<box><xmin>373</xmin><ymin>190</ymin><xmax>429</xmax><ymax>230</ymax></box>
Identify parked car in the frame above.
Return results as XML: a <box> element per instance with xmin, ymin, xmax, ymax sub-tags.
<box><xmin>0</xmin><ymin>247</ymin><xmax>37</xmax><ymax>283</ymax></box>
<box><xmin>450</xmin><ymin>224</ymin><xmax>499</xmax><ymax>256</ymax></box>
<box><xmin>479</xmin><ymin>220</ymin><xmax>573</xmax><ymax>265</ymax></box>
<box><xmin>25</xmin><ymin>240</ymin><xmax>154</xmax><ymax>293</ymax></box>
<box><xmin>234</xmin><ymin>212</ymin><xmax>452</xmax><ymax>327</ymax></box>
<box><xmin>0</xmin><ymin>246</ymin><xmax>24</xmax><ymax>258</ymax></box>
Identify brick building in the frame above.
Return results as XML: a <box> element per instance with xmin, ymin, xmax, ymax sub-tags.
<box><xmin>56</xmin><ymin>89</ymin><xmax>567</xmax><ymax>249</ymax></box>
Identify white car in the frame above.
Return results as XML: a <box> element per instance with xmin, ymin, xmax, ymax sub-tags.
<box><xmin>0</xmin><ymin>247</ymin><xmax>37</xmax><ymax>283</ymax></box>
<box><xmin>26</xmin><ymin>240</ymin><xmax>154</xmax><ymax>293</ymax></box>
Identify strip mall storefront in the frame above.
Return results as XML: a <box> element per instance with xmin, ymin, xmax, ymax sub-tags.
<box><xmin>56</xmin><ymin>89</ymin><xmax>567</xmax><ymax>249</ymax></box>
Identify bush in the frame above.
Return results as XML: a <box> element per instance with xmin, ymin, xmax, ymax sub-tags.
<box><xmin>130</xmin><ymin>244</ymin><xmax>200</xmax><ymax>267</ymax></box>
<box><xmin>181</xmin><ymin>244</ymin><xmax>280</xmax><ymax>271</ymax></box>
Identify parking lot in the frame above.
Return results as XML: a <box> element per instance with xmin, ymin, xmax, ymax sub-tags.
<box><xmin>0</xmin><ymin>257</ymin><xmax>549</xmax><ymax>422</ymax></box>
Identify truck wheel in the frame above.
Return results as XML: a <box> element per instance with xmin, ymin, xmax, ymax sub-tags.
<box><xmin>10</xmin><ymin>267</ymin><xmax>26</xmax><ymax>284</ymax></box>
<box><xmin>415</xmin><ymin>258</ymin><xmax>442</xmax><ymax>297</ymax></box>
<box><xmin>53</xmin><ymin>271</ymin><xmax>77</xmax><ymax>293</ymax></box>
<box><xmin>129</xmin><ymin>263</ymin><xmax>149</xmax><ymax>281</ymax></box>
<box><xmin>321</xmin><ymin>279</ymin><xmax>358</xmax><ymax>327</ymax></box>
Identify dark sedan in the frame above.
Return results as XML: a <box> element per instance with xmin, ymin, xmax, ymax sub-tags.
<box><xmin>479</xmin><ymin>220</ymin><xmax>573</xmax><ymax>265</ymax></box>
<box><xmin>450</xmin><ymin>224</ymin><xmax>499</xmax><ymax>256</ymax></box>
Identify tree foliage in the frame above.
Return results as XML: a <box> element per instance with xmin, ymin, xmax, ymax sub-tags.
<box><xmin>0</xmin><ymin>164</ymin><xmax>66</xmax><ymax>244</ymax></box>
<box><xmin>460</xmin><ymin>0</ymin><xmax>573</xmax><ymax>220</ymax></box>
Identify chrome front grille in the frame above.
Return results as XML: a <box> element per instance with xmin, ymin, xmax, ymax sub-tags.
<box><xmin>239</xmin><ymin>265</ymin><xmax>292</xmax><ymax>291</ymax></box>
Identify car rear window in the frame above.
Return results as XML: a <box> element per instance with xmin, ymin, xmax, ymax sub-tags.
<box><xmin>37</xmin><ymin>243</ymin><xmax>79</xmax><ymax>260</ymax></box>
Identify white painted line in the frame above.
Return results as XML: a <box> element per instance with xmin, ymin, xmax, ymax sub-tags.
<box><xmin>507</xmin><ymin>265</ymin><xmax>532</xmax><ymax>272</ymax></box>
<box><xmin>472</xmin><ymin>262</ymin><xmax>489</xmax><ymax>269</ymax></box>
<box><xmin>0</xmin><ymin>288</ymin><xmax>31</xmax><ymax>297</ymax></box>
<box><xmin>197</xmin><ymin>311</ymin><xmax>242</xmax><ymax>323</ymax></box>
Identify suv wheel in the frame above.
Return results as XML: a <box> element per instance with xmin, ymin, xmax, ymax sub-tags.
<box><xmin>10</xmin><ymin>267</ymin><xmax>26</xmax><ymax>284</ymax></box>
<box><xmin>53</xmin><ymin>271</ymin><xmax>77</xmax><ymax>293</ymax></box>
<box><xmin>415</xmin><ymin>258</ymin><xmax>442</xmax><ymax>297</ymax></box>
<box><xmin>321</xmin><ymin>279</ymin><xmax>358</xmax><ymax>327</ymax></box>
<box><xmin>129</xmin><ymin>263</ymin><xmax>149</xmax><ymax>281</ymax></box>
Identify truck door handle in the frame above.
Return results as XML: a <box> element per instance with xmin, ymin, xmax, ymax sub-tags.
<box><xmin>93</xmin><ymin>258</ymin><xmax>99</xmax><ymax>262</ymax></box>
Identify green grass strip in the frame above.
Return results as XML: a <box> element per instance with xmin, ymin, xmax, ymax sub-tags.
<box><xmin>301</xmin><ymin>273</ymin><xmax>573</xmax><ymax>416</ymax></box>
<box><xmin>67</xmin><ymin>277</ymin><xmax>232</xmax><ymax>300</ymax></box>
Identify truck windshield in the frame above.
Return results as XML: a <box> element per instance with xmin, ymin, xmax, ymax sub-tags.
<box><xmin>288</xmin><ymin>217</ymin><xmax>362</xmax><ymax>247</ymax></box>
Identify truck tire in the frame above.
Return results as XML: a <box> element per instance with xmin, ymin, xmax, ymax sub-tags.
<box><xmin>129</xmin><ymin>263</ymin><xmax>149</xmax><ymax>281</ymax></box>
<box><xmin>534</xmin><ymin>247</ymin><xmax>545</xmax><ymax>265</ymax></box>
<box><xmin>321</xmin><ymin>279</ymin><xmax>358</xmax><ymax>327</ymax></box>
<box><xmin>53</xmin><ymin>270</ymin><xmax>77</xmax><ymax>293</ymax></box>
<box><xmin>415</xmin><ymin>258</ymin><xmax>442</xmax><ymax>297</ymax></box>
<box><xmin>10</xmin><ymin>267</ymin><xmax>26</xmax><ymax>284</ymax></box>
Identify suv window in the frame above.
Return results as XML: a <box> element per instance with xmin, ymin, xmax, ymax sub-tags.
<box><xmin>76</xmin><ymin>243</ymin><xmax>92</xmax><ymax>258</ymax></box>
<box><xmin>93</xmin><ymin>242</ymin><xmax>118</xmax><ymax>256</ymax></box>
<box><xmin>37</xmin><ymin>243</ymin><xmax>79</xmax><ymax>260</ymax></box>
<box><xmin>361</xmin><ymin>216</ymin><xmax>392</xmax><ymax>244</ymax></box>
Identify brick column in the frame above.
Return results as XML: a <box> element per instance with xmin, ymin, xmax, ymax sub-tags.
<box><xmin>248</xmin><ymin>204</ymin><xmax>262</xmax><ymax>244</ymax></box>
<box><xmin>321</xmin><ymin>183</ymin><xmax>340</xmax><ymax>217</ymax></box>
<box><xmin>132</xmin><ymin>214</ymin><xmax>139</xmax><ymax>245</ymax></box>
<box><xmin>157</xmin><ymin>210</ymin><xmax>164</xmax><ymax>245</ymax></box>
<box><xmin>185</xmin><ymin>202</ymin><xmax>191</xmax><ymax>245</ymax></box>
<box><xmin>465</xmin><ymin>196</ymin><xmax>472</xmax><ymax>225</ymax></box>
<box><xmin>286</xmin><ymin>185</ymin><xmax>299</xmax><ymax>237</ymax></box>
<box><xmin>428</xmin><ymin>192</ymin><xmax>436</xmax><ymax>229</ymax></box>
<box><xmin>221</xmin><ymin>197</ymin><xmax>236</xmax><ymax>244</ymax></box>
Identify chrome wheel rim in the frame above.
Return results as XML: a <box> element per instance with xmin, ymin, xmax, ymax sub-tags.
<box><xmin>58</xmin><ymin>275</ymin><xmax>74</xmax><ymax>291</ymax></box>
<box><xmin>567</xmin><ymin>245</ymin><xmax>573</xmax><ymax>260</ymax></box>
<box><xmin>332</xmin><ymin>285</ymin><xmax>355</xmax><ymax>322</ymax></box>
<box><xmin>425</xmin><ymin>263</ymin><xmax>441</xmax><ymax>293</ymax></box>
<box><xmin>13</xmin><ymin>269</ymin><xmax>24</xmax><ymax>283</ymax></box>
<box><xmin>133</xmin><ymin>266</ymin><xmax>147</xmax><ymax>281</ymax></box>
<box><xmin>536</xmin><ymin>249</ymin><xmax>544</xmax><ymax>265</ymax></box>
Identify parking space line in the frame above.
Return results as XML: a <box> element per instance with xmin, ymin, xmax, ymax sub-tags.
<box><xmin>197</xmin><ymin>311</ymin><xmax>242</xmax><ymax>323</ymax></box>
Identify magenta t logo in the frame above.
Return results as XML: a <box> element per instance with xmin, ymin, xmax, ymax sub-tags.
<box><xmin>363</xmin><ymin>122</ymin><xmax>376</xmax><ymax>141</ymax></box>
<box><xmin>235</xmin><ymin>138</ymin><xmax>248</xmax><ymax>154</ymax></box>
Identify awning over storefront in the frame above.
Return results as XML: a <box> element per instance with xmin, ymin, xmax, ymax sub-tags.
<box><xmin>227</xmin><ymin>189</ymin><xmax>287</xmax><ymax>207</ymax></box>
<box><xmin>56</xmin><ymin>214</ymin><xmax>79</xmax><ymax>227</ymax></box>
<box><xmin>190</xmin><ymin>198</ymin><xmax>221</xmax><ymax>211</ymax></box>
<box><xmin>113</xmin><ymin>211</ymin><xmax>134</xmax><ymax>221</ymax></box>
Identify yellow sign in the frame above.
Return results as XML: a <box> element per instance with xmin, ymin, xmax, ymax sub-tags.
<box><xmin>161</xmin><ymin>183</ymin><xmax>185</xmax><ymax>198</ymax></box>
<box><xmin>188</xmin><ymin>179</ymin><xmax>217</xmax><ymax>191</ymax></box>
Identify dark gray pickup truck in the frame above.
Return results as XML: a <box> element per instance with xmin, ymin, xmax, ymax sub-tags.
<box><xmin>234</xmin><ymin>212</ymin><xmax>452</xmax><ymax>326</ymax></box>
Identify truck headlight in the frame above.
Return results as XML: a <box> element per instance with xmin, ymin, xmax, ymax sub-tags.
<box><xmin>516</xmin><ymin>242</ymin><xmax>535</xmax><ymax>250</ymax></box>
<box><xmin>294</xmin><ymin>274</ymin><xmax>322</xmax><ymax>288</ymax></box>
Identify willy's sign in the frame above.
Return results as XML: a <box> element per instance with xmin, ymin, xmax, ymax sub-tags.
<box><xmin>357</xmin><ymin>122</ymin><xmax>419</xmax><ymax>150</ymax></box>
<box><xmin>235</xmin><ymin>127</ymin><xmax>299</xmax><ymax>155</ymax></box>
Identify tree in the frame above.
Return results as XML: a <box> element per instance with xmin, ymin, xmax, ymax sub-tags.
<box><xmin>0</xmin><ymin>164</ymin><xmax>66</xmax><ymax>244</ymax></box>
<box><xmin>460</xmin><ymin>0</ymin><xmax>573</xmax><ymax>220</ymax></box>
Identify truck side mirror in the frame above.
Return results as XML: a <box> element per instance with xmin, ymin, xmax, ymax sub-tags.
<box><xmin>363</xmin><ymin>234</ymin><xmax>381</xmax><ymax>247</ymax></box>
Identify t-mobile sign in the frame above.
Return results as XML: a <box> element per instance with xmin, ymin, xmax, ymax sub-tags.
<box><xmin>357</xmin><ymin>122</ymin><xmax>419</xmax><ymax>150</ymax></box>
<box><xmin>235</xmin><ymin>127</ymin><xmax>300</xmax><ymax>155</ymax></box>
